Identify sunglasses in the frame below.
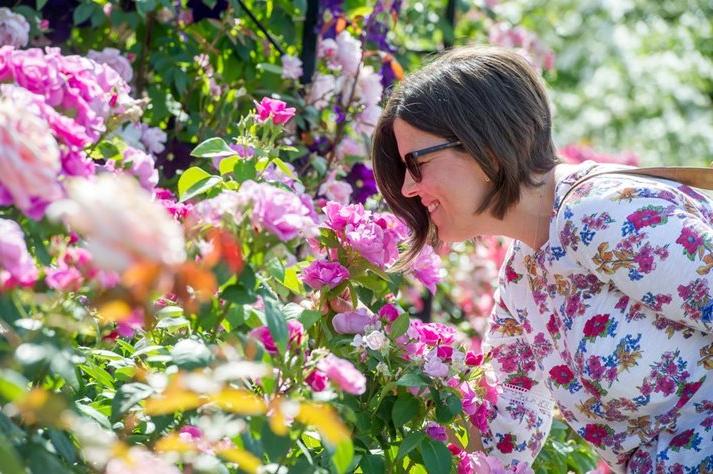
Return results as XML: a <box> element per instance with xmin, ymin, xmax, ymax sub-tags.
<box><xmin>404</xmin><ymin>140</ymin><xmax>462</xmax><ymax>182</ymax></box>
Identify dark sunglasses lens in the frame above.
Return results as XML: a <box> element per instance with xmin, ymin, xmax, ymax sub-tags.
<box><xmin>405</xmin><ymin>154</ymin><xmax>421</xmax><ymax>181</ymax></box>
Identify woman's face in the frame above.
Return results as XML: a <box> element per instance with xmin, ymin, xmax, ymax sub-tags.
<box><xmin>393</xmin><ymin>118</ymin><xmax>493</xmax><ymax>243</ymax></box>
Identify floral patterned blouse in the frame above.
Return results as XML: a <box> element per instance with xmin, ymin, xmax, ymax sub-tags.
<box><xmin>481</xmin><ymin>161</ymin><xmax>713</xmax><ymax>473</ymax></box>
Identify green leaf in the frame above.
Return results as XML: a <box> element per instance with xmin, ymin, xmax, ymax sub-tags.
<box><xmin>0</xmin><ymin>432</ymin><xmax>24</xmax><ymax>474</ymax></box>
<box><xmin>218</xmin><ymin>156</ymin><xmax>239</xmax><ymax>175</ymax></box>
<box><xmin>258</xmin><ymin>63</ymin><xmax>284</xmax><ymax>75</ymax></box>
<box><xmin>191</xmin><ymin>137</ymin><xmax>235</xmax><ymax>158</ymax></box>
<box><xmin>395</xmin><ymin>372</ymin><xmax>429</xmax><ymax>388</ymax></box>
<box><xmin>390</xmin><ymin>312</ymin><xmax>410</xmax><ymax>340</ymax></box>
<box><xmin>300</xmin><ymin>310</ymin><xmax>322</xmax><ymax>331</ymax></box>
<box><xmin>261</xmin><ymin>422</ymin><xmax>290</xmax><ymax>461</ymax></box>
<box><xmin>264</xmin><ymin>297</ymin><xmax>288</xmax><ymax>355</ymax></box>
<box><xmin>283</xmin><ymin>266</ymin><xmax>305</xmax><ymax>295</ymax></box>
<box><xmin>359</xmin><ymin>453</ymin><xmax>385</xmax><ymax>474</ymax></box>
<box><xmin>36</xmin><ymin>0</ymin><xmax>48</xmax><ymax>10</ymax></box>
<box><xmin>271</xmin><ymin>157</ymin><xmax>295</xmax><ymax>178</ymax></box>
<box><xmin>418</xmin><ymin>438</ymin><xmax>452</xmax><ymax>474</ymax></box>
<box><xmin>234</xmin><ymin>159</ymin><xmax>257</xmax><ymax>183</ymax></box>
<box><xmin>135</xmin><ymin>0</ymin><xmax>158</xmax><ymax>17</ymax></box>
<box><xmin>177</xmin><ymin>167</ymin><xmax>221</xmax><ymax>202</ymax></box>
<box><xmin>392</xmin><ymin>393</ymin><xmax>420</xmax><ymax>427</ymax></box>
<box><xmin>48</xmin><ymin>429</ymin><xmax>78</xmax><ymax>464</ymax></box>
<box><xmin>72</xmin><ymin>3</ymin><xmax>94</xmax><ymax>24</ymax></box>
<box><xmin>221</xmin><ymin>284</ymin><xmax>257</xmax><ymax>305</ymax></box>
<box><xmin>0</xmin><ymin>370</ymin><xmax>28</xmax><ymax>402</ymax></box>
<box><xmin>435</xmin><ymin>392</ymin><xmax>462</xmax><ymax>424</ymax></box>
<box><xmin>111</xmin><ymin>383</ymin><xmax>154</xmax><ymax>422</ymax></box>
<box><xmin>319</xmin><ymin>228</ymin><xmax>340</xmax><ymax>248</ymax></box>
<box><xmin>171</xmin><ymin>339</ymin><xmax>213</xmax><ymax>370</ymax></box>
<box><xmin>330</xmin><ymin>439</ymin><xmax>353</xmax><ymax>474</ymax></box>
<box><xmin>396</xmin><ymin>431</ymin><xmax>425</xmax><ymax>461</ymax></box>
<box><xmin>79</xmin><ymin>364</ymin><xmax>115</xmax><ymax>389</ymax></box>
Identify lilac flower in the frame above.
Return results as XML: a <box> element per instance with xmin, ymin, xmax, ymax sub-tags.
<box><xmin>345</xmin><ymin>163</ymin><xmax>378</xmax><ymax>203</ymax></box>
<box><xmin>281</xmin><ymin>54</ymin><xmax>303</xmax><ymax>80</ymax></box>
<box><xmin>332</xmin><ymin>308</ymin><xmax>372</xmax><ymax>334</ymax></box>
<box><xmin>424</xmin><ymin>422</ymin><xmax>448</xmax><ymax>442</ymax></box>
<box><xmin>301</xmin><ymin>260</ymin><xmax>350</xmax><ymax>290</ymax></box>
<box><xmin>0</xmin><ymin>8</ymin><xmax>29</xmax><ymax>48</ymax></box>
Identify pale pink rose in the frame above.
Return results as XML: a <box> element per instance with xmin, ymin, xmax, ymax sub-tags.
<box><xmin>364</xmin><ymin>330</ymin><xmax>387</xmax><ymax>351</ymax></box>
<box><xmin>105</xmin><ymin>446</ymin><xmax>180</xmax><ymax>474</ymax></box>
<box><xmin>317</xmin><ymin>354</ymin><xmax>366</xmax><ymax>395</ymax></box>
<box><xmin>317</xmin><ymin>38</ymin><xmax>338</xmax><ymax>61</ymax></box>
<box><xmin>355</xmin><ymin>103</ymin><xmax>382</xmax><ymax>135</ymax></box>
<box><xmin>0</xmin><ymin>218</ymin><xmax>38</xmax><ymax>289</ymax></box>
<box><xmin>0</xmin><ymin>98</ymin><xmax>63</xmax><ymax>219</ymax></box>
<box><xmin>238</xmin><ymin>181</ymin><xmax>317</xmax><ymax>241</ymax></box>
<box><xmin>0</xmin><ymin>8</ymin><xmax>29</xmax><ymax>48</ymax></box>
<box><xmin>281</xmin><ymin>54</ymin><xmax>303</xmax><ymax>80</ymax></box>
<box><xmin>410</xmin><ymin>245</ymin><xmax>442</xmax><ymax>293</ymax></box>
<box><xmin>190</xmin><ymin>190</ymin><xmax>242</xmax><ymax>226</ymax></box>
<box><xmin>140</xmin><ymin>125</ymin><xmax>167</xmax><ymax>155</ymax></box>
<box><xmin>356</xmin><ymin>66</ymin><xmax>383</xmax><ymax>106</ymax></box>
<box><xmin>123</xmin><ymin>147</ymin><xmax>158</xmax><ymax>191</ymax></box>
<box><xmin>87</xmin><ymin>48</ymin><xmax>133</xmax><ymax>83</ymax></box>
<box><xmin>249</xmin><ymin>319</ymin><xmax>304</xmax><ymax>354</ymax></box>
<box><xmin>45</xmin><ymin>266</ymin><xmax>83</xmax><ymax>292</ymax></box>
<box><xmin>319</xmin><ymin>174</ymin><xmax>352</xmax><ymax>204</ymax></box>
<box><xmin>323</xmin><ymin>201</ymin><xmax>367</xmax><ymax>232</ymax></box>
<box><xmin>332</xmin><ymin>308</ymin><xmax>372</xmax><ymax>334</ymax></box>
<box><xmin>47</xmin><ymin>174</ymin><xmax>186</xmax><ymax>273</ymax></box>
<box><xmin>346</xmin><ymin>221</ymin><xmax>397</xmax><ymax>268</ymax></box>
<box><xmin>300</xmin><ymin>259</ymin><xmax>349</xmax><ymax>290</ymax></box>
<box><xmin>7</xmin><ymin>48</ymin><xmax>64</xmax><ymax>106</ymax></box>
<box><xmin>307</xmin><ymin>73</ymin><xmax>336</xmax><ymax>109</ymax></box>
<box><xmin>336</xmin><ymin>137</ymin><xmax>365</xmax><ymax>160</ymax></box>
<box><xmin>423</xmin><ymin>350</ymin><xmax>449</xmax><ymax>378</ymax></box>
<box><xmin>335</xmin><ymin>31</ymin><xmax>362</xmax><ymax>76</ymax></box>
<box><xmin>254</xmin><ymin>97</ymin><xmax>296</xmax><ymax>125</ymax></box>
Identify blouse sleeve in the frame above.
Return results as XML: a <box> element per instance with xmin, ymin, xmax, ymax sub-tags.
<box><xmin>556</xmin><ymin>176</ymin><xmax>713</xmax><ymax>334</ymax></box>
<box><xmin>480</xmin><ymin>289</ymin><xmax>555</xmax><ymax>468</ymax></box>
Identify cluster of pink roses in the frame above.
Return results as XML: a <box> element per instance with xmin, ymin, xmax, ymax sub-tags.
<box><xmin>0</xmin><ymin>218</ymin><xmax>39</xmax><ymax>290</ymax></box>
<box><xmin>0</xmin><ymin>46</ymin><xmax>136</xmax><ymax>218</ymax></box>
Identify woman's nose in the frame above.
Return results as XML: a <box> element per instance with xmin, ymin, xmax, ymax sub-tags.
<box><xmin>401</xmin><ymin>170</ymin><xmax>419</xmax><ymax>198</ymax></box>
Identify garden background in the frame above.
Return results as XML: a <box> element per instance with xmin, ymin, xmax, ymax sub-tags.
<box><xmin>0</xmin><ymin>0</ymin><xmax>711</xmax><ymax>473</ymax></box>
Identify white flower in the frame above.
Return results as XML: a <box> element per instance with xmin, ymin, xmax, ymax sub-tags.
<box><xmin>140</xmin><ymin>124</ymin><xmax>167</xmax><ymax>155</ymax></box>
<box><xmin>281</xmin><ymin>54</ymin><xmax>303</xmax><ymax>80</ymax></box>
<box><xmin>364</xmin><ymin>330</ymin><xmax>387</xmax><ymax>351</ymax></box>
<box><xmin>47</xmin><ymin>174</ymin><xmax>186</xmax><ymax>272</ymax></box>
<box><xmin>0</xmin><ymin>8</ymin><xmax>29</xmax><ymax>48</ymax></box>
<box><xmin>336</xmin><ymin>31</ymin><xmax>362</xmax><ymax>76</ymax></box>
<box><xmin>307</xmin><ymin>73</ymin><xmax>336</xmax><ymax>109</ymax></box>
<box><xmin>87</xmin><ymin>47</ymin><xmax>134</xmax><ymax>83</ymax></box>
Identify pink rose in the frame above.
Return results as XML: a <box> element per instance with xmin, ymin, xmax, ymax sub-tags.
<box><xmin>317</xmin><ymin>354</ymin><xmax>366</xmax><ymax>395</ymax></box>
<box><xmin>87</xmin><ymin>47</ymin><xmax>134</xmax><ymax>83</ymax></box>
<box><xmin>305</xmin><ymin>370</ymin><xmax>328</xmax><ymax>391</ymax></box>
<box><xmin>124</xmin><ymin>147</ymin><xmax>158</xmax><ymax>191</ymax></box>
<box><xmin>254</xmin><ymin>97</ymin><xmax>296</xmax><ymax>125</ymax></box>
<box><xmin>0</xmin><ymin>97</ymin><xmax>63</xmax><ymax>219</ymax></box>
<box><xmin>249</xmin><ymin>319</ymin><xmax>304</xmax><ymax>354</ymax></box>
<box><xmin>378</xmin><ymin>303</ymin><xmax>399</xmax><ymax>322</ymax></box>
<box><xmin>0</xmin><ymin>9</ymin><xmax>29</xmax><ymax>48</ymax></box>
<box><xmin>45</xmin><ymin>266</ymin><xmax>83</xmax><ymax>292</ymax></box>
<box><xmin>323</xmin><ymin>201</ymin><xmax>367</xmax><ymax>232</ymax></box>
<box><xmin>332</xmin><ymin>308</ymin><xmax>372</xmax><ymax>334</ymax></box>
<box><xmin>281</xmin><ymin>54</ymin><xmax>303</xmax><ymax>80</ymax></box>
<box><xmin>0</xmin><ymin>218</ymin><xmax>38</xmax><ymax>290</ymax></box>
<box><xmin>300</xmin><ymin>259</ymin><xmax>350</xmax><ymax>290</ymax></box>
<box><xmin>410</xmin><ymin>245</ymin><xmax>442</xmax><ymax>293</ymax></box>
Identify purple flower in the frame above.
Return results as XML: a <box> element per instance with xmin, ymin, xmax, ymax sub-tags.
<box><xmin>345</xmin><ymin>163</ymin><xmax>378</xmax><ymax>204</ymax></box>
<box><xmin>0</xmin><ymin>218</ymin><xmax>38</xmax><ymax>290</ymax></box>
<box><xmin>346</xmin><ymin>221</ymin><xmax>391</xmax><ymax>267</ymax></box>
<box><xmin>300</xmin><ymin>260</ymin><xmax>350</xmax><ymax>290</ymax></box>
<box><xmin>254</xmin><ymin>97</ymin><xmax>296</xmax><ymax>125</ymax></box>
<box><xmin>317</xmin><ymin>354</ymin><xmax>366</xmax><ymax>395</ymax></box>
<box><xmin>424</xmin><ymin>422</ymin><xmax>448</xmax><ymax>442</ymax></box>
<box><xmin>332</xmin><ymin>308</ymin><xmax>372</xmax><ymax>334</ymax></box>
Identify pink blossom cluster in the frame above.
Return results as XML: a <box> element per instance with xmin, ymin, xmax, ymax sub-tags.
<box><xmin>559</xmin><ymin>143</ymin><xmax>640</xmax><ymax>167</ymax></box>
<box><xmin>488</xmin><ymin>23</ymin><xmax>555</xmax><ymax>72</ymax></box>
<box><xmin>154</xmin><ymin>188</ymin><xmax>192</xmax><ymax>221</ymax></box>
<box><xmin>254</xmin><ymin>97</ymin><xmax>296</xmax><ymax>125</ymax></box>
<box><xmin>300</xmin><ymin>259</ymin><xmax>350</xmax><ymax>290</ymax></box>
<box><xmin>449</xmin><ymin>444</ymin><xmax>533</xmax><ymax>474</ymax></box>
<box><xmin>322</xmin><ymin>201</ymin><xmax>407</xmax><ymax>268</ymax></box>
<box><xmin>45</xmin><ymin>246</ymin><xmax>119</xmax><ymax>292</ymax></box>
<box><xmin>249</xmin><ymin>320</ymin><xmax>304</xmax><ymax>355</ymax></box>
<box><xmin>178</xmin><ymin>425</ymin><xmax>234</xmax><ymax>455</ymax></box>
<box><xmin>308</xmin><ymin>353</ymin><xmax>367</xmax><ymax>395</ymax></box>
<box><xmin>236</xmin><ymin>181</ymin><xmax>318</xmax><ymax>241</ymax></box>
<box><xmin>0</xmin><ymin>218</ymin><xmax>38</xmax><ymax>290</ymax></box>
<box><xmin>410</xmin><ymin>244</ymin><xmax>443</xmax><ymax>293</ymax></box>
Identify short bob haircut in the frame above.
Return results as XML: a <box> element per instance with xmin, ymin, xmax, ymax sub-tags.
<box><xmin>372</xmin><ymin>45</ymin><xmax>559</xmax><ymax>265</ymax></box>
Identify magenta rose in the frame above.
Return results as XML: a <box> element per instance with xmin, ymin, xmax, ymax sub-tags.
<box><xmin>410</xmin><ymin>245</ymin><xmax>442</xmax><ymax>293</ymax></box>
<box><xmin>254</xmin><ymin>97</ymin><xmax>296</xmax><ymax>125</ymax></box>
<box><xmin>582</xmin><ymin>423</ymin><xmax>609</xmax><ymax>447</ymax></box>
<box><xmin>305</xmin><ymin>370</ymin><xmax>328</xmax><ymax>392</ymax></box>
<box><xmin>300</xmin><ymin>260</ymin><xmax>349</xmax><ymax>290</ymax></box>
<box><xmin>583</xmin><ymin>314</ymin><xmax>610</xmax><ymax>338</ymax></box>
<box><xmin>323</xmin><ymin>201</ymin><xmax>367</xmax><ymax>232</ymax></box>
<box><xmin>249</xmin><ymin>319</ymin><xmax>304</xmax><ymax>354</ymax></box>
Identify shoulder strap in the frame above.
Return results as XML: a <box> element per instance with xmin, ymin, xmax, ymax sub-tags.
<box><xmin>557</xmin><ymin>166</ymin><xmax>713</xmax><ymax>216</ymax></box>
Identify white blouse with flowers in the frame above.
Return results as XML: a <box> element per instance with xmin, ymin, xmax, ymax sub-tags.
<box><xmin>481</xmin><ymin>161</ymin><xmax>713</xmax><ymax>473</ymax></box>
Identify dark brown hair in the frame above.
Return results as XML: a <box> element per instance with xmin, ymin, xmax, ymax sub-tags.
<box><xmin>372</xmin><ymin>45</ymin><xmax>559</xmax><ymax>265</ymax></box>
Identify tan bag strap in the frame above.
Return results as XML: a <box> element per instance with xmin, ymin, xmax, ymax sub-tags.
<box><xmin>558</xmin><ymin>166</ymin><xmax>713</xmax><ymax>215</ymax></box>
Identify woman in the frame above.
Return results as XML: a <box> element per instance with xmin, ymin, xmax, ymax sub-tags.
<box><xmin>371</xmin><ymin>46</ymin><xmax>713</xmax><ymax>473</ymax></box>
